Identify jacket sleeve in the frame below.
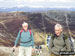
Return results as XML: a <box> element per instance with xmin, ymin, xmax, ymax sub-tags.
<box><xmin>65</xmin><ymin>37</ymin><xmax>71</xmax><ymax>51</ymax></box>
<box><xmin>14</xmin><ymin>30</ymin><xmax>21</xmax><ymax>46</ymax></box>
<box><xmin>49</xmin><ymin>36</ymin><xmax>53</xmax><ymax>53</ymax></box>
<box><xmin>31</xmin><ymin>32</ymin><xmax>34</xmax><ymax>48</ymax></box>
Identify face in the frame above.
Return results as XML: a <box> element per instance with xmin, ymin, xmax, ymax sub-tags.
<box><xmin>22</xmin><ymin>25</ymin><xmax>28</xmax><ymax>31</ymax></box>
<box><xmin>55</xmin><ymin>27</ymin><xmax>62</xmax><ymax>36</ymax></box>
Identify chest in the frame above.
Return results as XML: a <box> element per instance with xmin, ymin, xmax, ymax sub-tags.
<box><xmin>53</xmin><ymin>37</ymin><xmax>65</xmax><ymax>46</ymax></box>
<box><xmin>20</xmin><ymin>31</ymin><xmax>30</xmax><ymax>38</ymax></box>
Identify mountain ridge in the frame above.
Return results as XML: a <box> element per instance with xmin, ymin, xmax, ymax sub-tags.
<box><xmin>0</xmin><ymin>7</ymin><xmax>75</xmax><ymax>12</ymax></box>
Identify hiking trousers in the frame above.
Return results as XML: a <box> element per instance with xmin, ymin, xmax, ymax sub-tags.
<box><xmin>18</xmin><ymin>46</ymin><xmax>32</xmax><ymax>56</ymax></box>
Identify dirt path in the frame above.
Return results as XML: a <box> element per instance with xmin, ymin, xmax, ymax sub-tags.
<box><xmin>0</xmin><ymin>46</ymin><xmax>75</xmax><ymax>56</ymax></box>
<box><xmin>0</xmin><ymin>46</ymin><xmax>50</xmax><ymax>56</ymax></box>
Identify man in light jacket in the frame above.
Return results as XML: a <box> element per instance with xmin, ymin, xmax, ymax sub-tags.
<box><xmin>49</xmin><ymin>24</ymin><xmax>71</xmax><ymax>56</ymax></box>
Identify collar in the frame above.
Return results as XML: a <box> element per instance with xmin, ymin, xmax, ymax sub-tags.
<box><xmin>55</xmin><ymin>32</ymin><xmax>63</xmax><ymax>38</ymax></box>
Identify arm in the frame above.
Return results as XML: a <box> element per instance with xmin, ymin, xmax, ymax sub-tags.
<box><xmin>31</xmin><ymin>32</ymin><xmax>34</xmax><ymax>48</ymax></box>
<box><xmin>65</xmin><ymin>37</ymin><xmax>71</xmax><ymax>51</ymax></box>
<box><xmin>49</xmin><ymin>37</ymin><xmax>53</xmax><ymax>53</ymax></box>
<box><xmin>14</xmin><ymin>30</ymin><xmax>21</xmax><ymax>47</ymax></box>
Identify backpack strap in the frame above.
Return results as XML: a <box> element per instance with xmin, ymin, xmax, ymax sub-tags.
<box><xmin>62</xmin><ymin>34</ymin><xmax>68</xmax><ymax>48</ymax></box>
<box><xmin>63</xmin><ymin>34</ymin><xmax>68</xmax><ymax>40</ymax></box>
<box><xmin>62</xmin><ymin>34</ymin><xmax>66</xmax><ymax>43</ymax></box>
<box><xmin>29</xmin><ymin>29</ymin><xmax>32</xmax><ymax>36</ymax></box>
<box><xmin>20</xmin><ymin>29</ymin><xmax>23</xmax><ymax>35</ymax></box>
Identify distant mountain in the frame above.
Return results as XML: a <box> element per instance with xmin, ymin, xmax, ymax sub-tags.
<box><xmin>0</xmin><ymin>7</ymin><xmax>75</xmax><ymax>12</ymax></box>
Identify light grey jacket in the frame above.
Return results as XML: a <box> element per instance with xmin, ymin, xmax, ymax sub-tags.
<box><xmin>49</xmin><ymin>33</ymin><xmax>71</xmax><ymax>55</ymax></box>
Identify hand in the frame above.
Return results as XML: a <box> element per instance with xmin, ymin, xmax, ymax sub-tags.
<box><xmin>12</xmin><ymin>46</ymin><xmax>16</xmax><ymax>52</ymax></box>
<box><xmin>32</xmin><ymin>48</ymin><xmax>35</xmax><ymax>53</ymax></box>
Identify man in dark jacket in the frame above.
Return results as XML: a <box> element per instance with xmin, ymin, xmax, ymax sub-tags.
<box><xmin>49</xmin><ymin>24</ymin><xmax>71</xmax><ymax>56</ymax></box>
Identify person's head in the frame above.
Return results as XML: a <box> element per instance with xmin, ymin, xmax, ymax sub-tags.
<box><xmin>22</xmin><ymin>22</ymin><xmax>28</xmax><ymax>31</ymax></box>
<box><xmin>54</xmin><ymin>24</ymin><xmax>63</xmax><ymax>36</ymax></box>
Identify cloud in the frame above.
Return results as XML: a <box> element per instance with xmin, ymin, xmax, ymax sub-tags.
<box><xmin>0</xmin><ymin>0</ymin><xmax>18</xmax><ymax>8</ymax></box>
<box><xmin>48</xmin><ymin>0</ymin><xmax>75</xmax><ymax>3</ymax></box>
<box><xmin>17</xmin><ymin>0</ymin><xmax>75</xmax><ymax>8</ymax></box>
<box><xmin>17</xmin><ymin>0</ymin><xmax>45</xmax><ymax>2</ymax></box>
<box><xmin>17</xmin><ymin>0</ymin><xmax>75</xmax><ymax>3</ymax></box>
<box><xmin>0</xmin><ymin>0</ymin><xmax>75</xmax><ymax>8</ymax></box>
<box><xmin>29</xmin><ymin>0</ymin><xmax>45</xmax><ymax>2</ymax></box>
<box><xmin>17</xmin><ymin>4</ymin><xmax>40</xmax><ymax>8</ymax></box>
<box><xmin>18</xmin><ymin>4</ymin><xmax>26</xmax><ymax>8</ymax></box>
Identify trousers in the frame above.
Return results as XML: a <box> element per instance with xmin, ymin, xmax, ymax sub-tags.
<box><xmin>18</xmin><ymin>46</ymin><xmax>32</xmax><ymax>56</ymax></box>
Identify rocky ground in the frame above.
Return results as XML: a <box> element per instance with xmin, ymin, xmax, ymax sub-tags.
<box><xmin>0</xmin><ymin>45</ymin><xmax>75</xmax><ymax>56</ymax></box>
<box><xmin>0</xmin><ymin>41</ymin><xmax>75</xmax><ymax>56</ymax></box>
<box><xmin>0</xmin><ymin>46</ymin><xmax>18</xmax><ymax>56</ymax></box>
<box><xmin>0</xmin><ymin>46</ymin><xmax>50</xmax><ymax>56</ymax></box>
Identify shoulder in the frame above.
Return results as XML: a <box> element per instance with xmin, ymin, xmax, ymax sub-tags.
<box><xmin>20</xmin><ymin>29</ymin><xmax>23</xmax><ymax>32</ymax></box>
<box><xmin>29</xmin><ymin>29</ymin><xmax>32</xmax><ymax>32</ymax></box>
<box><xmin>50</xmin><ymin>34</ymin><xmax>54</xmax><ymax>37</ymax></box>
<box><xmin>63</xmin><ymin>34</ymin><xmax>68</xmax><ymax>40</ymax></box>
<box><xmin>29</xmin><ymin>29</ymin><xmax>33</xmax><ymax>35</ymax></box>
<box><xmin>50</xmin><ymin>34</ymin><xmax>55</xmax><ymax>39</ymax></box>
<box><xmin>18</xmin><ymin>30</ymin><xmax>23</xmax><ymax>33</ymax></box>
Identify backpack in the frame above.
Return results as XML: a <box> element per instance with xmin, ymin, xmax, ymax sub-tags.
<box><xmin>45</xmin><ymin>34</ymin><xmax>51</xmax><ymax>50</ymax></box>
<box><xmin>46</xmin><ymin>35</ymin><xmax>51</xmax><ymax>48</ymax></box>
<box><xmin>20</xmin><ymin>29</ymin><xmax>32</xmax><ymax>36</ymax></box>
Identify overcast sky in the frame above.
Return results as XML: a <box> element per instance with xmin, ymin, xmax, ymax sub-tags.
<box><xmin>0</xmin><ymin>0</ymin><xmax>75</xmax><ymax>8</ymax></box>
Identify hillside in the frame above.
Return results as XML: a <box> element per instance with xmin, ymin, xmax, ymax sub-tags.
<box><xmin>0</xmin><ymin>12</ymin><xmax>45</xmax><ymax>46</ymax></box>
<box><xmin>0</xmin><ymin>11</ymin><xmax>75</xmax><ymax>47</ymax></box>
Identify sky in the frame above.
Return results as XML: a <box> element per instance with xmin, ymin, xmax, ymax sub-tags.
<box><xmin>0</xmin><ymin>0</ymin><xmax>75</xmax><ymax>8</ymax></box>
